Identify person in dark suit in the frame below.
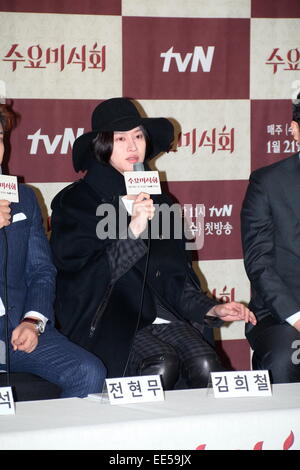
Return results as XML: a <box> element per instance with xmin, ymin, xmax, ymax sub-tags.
<box><xmin>50</xmin><ymin>97</ymin><xmax>256</xmax><ymax>389</ymax></box>
<box><xmin>241</xmin><ymin>96</ymin><xmax>300</xmax><ymax>383</ymax></box>
<box><xmin>0</xmin><ymin>103</ymin><xmax>107</xmax><ymax>398</ymax></box>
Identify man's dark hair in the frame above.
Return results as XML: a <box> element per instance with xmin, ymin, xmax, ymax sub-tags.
<box><xmin>0</xmin><ymin>104</ymin><xmax>15</xmax><ymax>132</ymax></box>
<box><xmin>292</xmin><ymin>92</ymin><xmax>300</xmax><ymax>126</ymax></box>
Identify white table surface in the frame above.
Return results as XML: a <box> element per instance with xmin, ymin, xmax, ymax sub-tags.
<box><xmin>0</xmin><ymin>383</ymin><xmax>299</xmax><ymax>450</ymax></box>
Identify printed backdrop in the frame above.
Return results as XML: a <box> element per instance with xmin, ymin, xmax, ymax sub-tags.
<box><xmin>1</xmin><ymin>0</ymin><xmax>300</xmax><ymax>370</ymax></box>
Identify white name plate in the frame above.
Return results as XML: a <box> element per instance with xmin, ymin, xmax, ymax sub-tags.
<box><xmin>0</xmin><ymin>175</ymin><xmax>19</xmax><ymax>202</ymax></box>
<box><xmin>106</xmin><ymin>375</ymin><xmax>164</xmax><ymax>405</ymax></box>
<box><xmin>211</xmin><ymin>370</ymin><xmax>272</xmax><ymax>398</ymax></box>
<box><xmin>124</xmin><ymin>171</ymin><xmax>161</xmax><ymax>195</ymax></box>
<box><xmin>0</xmin><ymin>386</ymin><xmax>15</xmax><ymax>415</ymax></box>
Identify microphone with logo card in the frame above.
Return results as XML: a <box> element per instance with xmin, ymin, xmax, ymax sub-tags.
<box><xmin>124</xmin><ymin>162</ymin><xmax>161</xmax><ymax>196</ymax></box>
<box><xmin>0</xmin><ymin>167</ymin><xmax>19</xmax><ymax>204</ymax></box>
<box><xmin>0</xmin><ymin>167</ymin><xmax>18</xmax><ymax>413</ymax></box>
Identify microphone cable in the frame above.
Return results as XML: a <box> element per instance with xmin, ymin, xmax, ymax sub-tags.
<box><xmin>1</xmin><ymin>227</ymin><xmax>11</xmax><ymax>386</ymax></box>
<box><xmin>122</xmin><ymin>221</ymin><xmax>151</xmax><ymax>379</ymax></box>
<box><xmin>121</xmin><ymin>161</ymin><xmax>153</xmax><ymax>378</ymax></box>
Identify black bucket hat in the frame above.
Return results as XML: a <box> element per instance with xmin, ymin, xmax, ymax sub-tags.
<box><xmin>72</xmin><ymin>97</ymin><xmax>174</xmax><ymax>172</ymax></box>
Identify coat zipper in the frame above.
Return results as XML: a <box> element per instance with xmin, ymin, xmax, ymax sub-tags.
<box><xmin>89</xmin><ymin>283</ymin><xmax>114</xmax><ymax>337</ymax></box>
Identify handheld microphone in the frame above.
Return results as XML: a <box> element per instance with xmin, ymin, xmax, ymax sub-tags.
<box><xmin>124</xmin><ymin>161</ymin><xmax>161</xmax><ymax>196</ymax></box>
<box><xmin>133</xmin><ymin>162</ymin><xmax>147</xmax><ymax>201</ymax></box>
<box><xmin>122</xmin><ymin>160</ymin><xmax>152</xmax><ymax>379</ymax></box>
<box><xmin>0</xmin><ymin>166</ymin><xmax>10</xmax><ymax>383</ymax></box>
<box><xmin>133</xmin><ymin>162</ymin><xmax>145</xmax><ymax>172</ymax></box>
<box><xmin>0</xmin><ymin>168</ymin><xmax>19</xmax><ymax>202</ymax></box>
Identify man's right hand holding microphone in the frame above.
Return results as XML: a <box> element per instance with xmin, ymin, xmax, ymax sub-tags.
<box><xmin>128</xmin><ymin>192</ymin><xmax>155</xmax><ymax>238</ymax></box>
<box><xmin>0</xmin><ymin>200</ymin><xmax>11</xmax><ymax>228</ymax></box>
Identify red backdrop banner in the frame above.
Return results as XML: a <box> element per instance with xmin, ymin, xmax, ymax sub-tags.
<box><xmin>1</xmin><ymin>0</ymin><xmax>299</xmax><ymax>370</ymax></box>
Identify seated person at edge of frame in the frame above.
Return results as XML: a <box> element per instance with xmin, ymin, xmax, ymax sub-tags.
<box><xmin>0</xmin><ymin>103</ymin><xmax>107</xmax><ymax>398</ymax></box>
<box><xmin>50</xmin><ymin>97</ymin><xmax>256</xmax><ymax>390</ymax></box>
<box><xmin>241</xmin><ymin>94</ymin><xmax>300</xmax><ymax>383</ymax></box>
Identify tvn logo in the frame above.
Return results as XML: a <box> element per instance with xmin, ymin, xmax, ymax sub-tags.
<box><xmin>160</xmin><ymin>46</ymin><xmax>215</xmax><ymax>72</ymax></box>
<box><xmin>28</xmin><ymin>128</ymin><xmax>84</xmax><ymax>154</ymax></box>
<box><xmin>209</xmin><ymin>205</ymin><xmax>233</xmax><ymax>217</ymax></box>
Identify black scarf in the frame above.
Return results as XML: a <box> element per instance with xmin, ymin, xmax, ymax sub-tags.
<box><xmin>83</xmin><ymin>159</ymin><xmax>127</xmax><ymax>202</ymax></box>
<box><xmin>83</xmin><ymin>159</ymin><xmax>153</xmax><ymax>202</ymax></box>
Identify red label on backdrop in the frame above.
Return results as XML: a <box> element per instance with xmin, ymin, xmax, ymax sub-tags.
<box><xmin>164</xmin><ymin>180</ymin><xmax>248</xmax><ymax>261</ymax></box>
<box><xmin>0</xmin><ymin>0</ymin><xmax>121</xmax><ymax>15</ymax></box>
<box><xmin>123</xmin><ymin>17</ymin><xmax>250</xmax><ymax>99</ymax></box>
<box><xmin>5</xmin><ymin>99</ymin><xmax>103</xmax><ymax>183</ymax></box>
<box><xmin>265</xmin><ymin>47</ymin><xmax>300</xmax><ymax>75</ymax></box>
<box><xmin>251</xmin><ymin>0</ymin><xmax>300</xmax><ymax>18</ymax></box>
<box><xmin>2</xmin><ymin>43</ymin><xmax>106</xmax><ymax>74</ymax></box>
<box><xmin>251</xmin><ymin>100</ymin><xmax>300</xmax><ymax>172</ymax></box>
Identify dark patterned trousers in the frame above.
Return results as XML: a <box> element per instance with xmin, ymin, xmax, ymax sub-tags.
<box><xmin>127</xmin><ymin>321</ymin><xmax>225</xmax><ymax>390</ymax></box>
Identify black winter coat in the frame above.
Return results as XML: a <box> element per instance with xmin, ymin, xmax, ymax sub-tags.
<box><xmin>50</xmin><ymin>161</ymin><xmax>219</xmax><ymax>377</ymax></box>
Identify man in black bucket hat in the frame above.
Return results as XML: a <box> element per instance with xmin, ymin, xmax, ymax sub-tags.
<box><xmin>50</xmin><ymin>97</ymin><xmax>256</xmax><ymax>389</ymax></box>
<box><xmin>72</xmin><ymin>97</ymin><xmax>174</xmax><ymax>171</ymax></box>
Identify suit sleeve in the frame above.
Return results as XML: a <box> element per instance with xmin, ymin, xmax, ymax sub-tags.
<box><xmin>24</xmin><ymin>189</ymin><xmax>56</xmax><ymax>323</ymax></box>
<box><xmin>241</xmin><ymin>172</ymin><xmax>300</xmax><ymax>322</ymax></box>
